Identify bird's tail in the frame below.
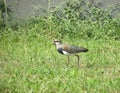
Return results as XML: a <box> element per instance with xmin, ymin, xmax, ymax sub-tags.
<box><xmin>80</xmin><ymin>47</ymin><xmax>88</xmax><ymax>52</ymax></box>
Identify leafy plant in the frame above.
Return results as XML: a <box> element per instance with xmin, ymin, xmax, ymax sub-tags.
<box><xmin>0</xmin><ymin>0</ymin><xmax>12</xmax><ymax>27</ymax></box>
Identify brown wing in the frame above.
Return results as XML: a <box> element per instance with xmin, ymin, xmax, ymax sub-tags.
<box><xmin>62</xmin><ymin>44</ymin><xmax>88</xmax><ymax>53</ymax></box>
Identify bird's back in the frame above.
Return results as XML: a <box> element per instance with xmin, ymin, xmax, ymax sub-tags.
<box><xmin>58</xmin><ymin>44</ymin><xmax>88</xmax><ymax>54</ymax></box>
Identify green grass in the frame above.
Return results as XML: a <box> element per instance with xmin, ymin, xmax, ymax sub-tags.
<box><xmin>0</xmin><ymin>30</ymin><xmax>120</xmax><ymax>93</ymax></box>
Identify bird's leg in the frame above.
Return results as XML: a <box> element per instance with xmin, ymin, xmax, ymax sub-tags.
<box><xmin>75</xmin><ymin>54</ymin><xmax>80</xmax><ymax>67</ymax></box>
<box><xmin>67</xmin><ymin>56</ymin><xmax>70</xmax><ymax>66</ymax></box>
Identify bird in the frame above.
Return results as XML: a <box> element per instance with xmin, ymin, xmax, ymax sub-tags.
<box><xmin>54</xmin><ymin>39</ymin><xmax>88</xmax><ymax>67</ymax></box>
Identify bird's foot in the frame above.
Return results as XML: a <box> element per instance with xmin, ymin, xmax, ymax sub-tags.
<box><xmin>78</xmin><ymin>63</ymin><xmax>84</xmax><ymax>68</ymax></box>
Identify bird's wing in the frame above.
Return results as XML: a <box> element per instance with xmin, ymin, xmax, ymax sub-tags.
<box><xmin>62</xmin><ymin>44</ymin><xmax>88</xmax><ymax>53</ymax></box>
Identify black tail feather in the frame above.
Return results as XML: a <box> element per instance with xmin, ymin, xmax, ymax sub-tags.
<box><xmin>80</xmin><ymin>47</ymin><xmax>88</xmax><ymax>52</ymax></box>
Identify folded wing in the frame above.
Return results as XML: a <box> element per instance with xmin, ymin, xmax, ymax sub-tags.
<box><xmin>62</xmin><ymin>44</ymin><xmax>88</xmax><ymax>53</ymax></box>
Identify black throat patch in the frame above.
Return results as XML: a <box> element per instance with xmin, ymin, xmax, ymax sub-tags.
<box><xmin>57</xmin><ymin>48</ymin><xmax>64</xmax><ymax>55</ymax></box>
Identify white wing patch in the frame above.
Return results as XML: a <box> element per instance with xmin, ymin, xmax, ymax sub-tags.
<box><xmin>63</xmin><ymin>50</ymin><xmax>74</xmax><ymax>55</ymax></box>
<box><xmin>62</xmin><ymin>50</ymin><xmax>70</xmax><ymax>55</ymax></box>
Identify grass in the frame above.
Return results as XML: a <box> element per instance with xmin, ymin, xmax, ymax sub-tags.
<box><xmin>0</xmin><ymin>1</ymin><xmax>120</xmax><ymax>92</ymax></box>
<box><xmin>0</xmin><ymin>30</ymin><xmax>120</xmax><ymax>93</ymax></box>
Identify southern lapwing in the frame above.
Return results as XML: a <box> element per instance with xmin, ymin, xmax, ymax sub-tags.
<box><xmin>54</xmin><ymin>39</ymin><xmax>88</xmax><ymax>67</ymax></box>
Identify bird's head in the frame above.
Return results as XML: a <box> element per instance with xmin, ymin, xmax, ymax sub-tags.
<box><xmin>53</xmin><ymin>39</ymin><xmax>62</xmax><ymax>45</ymax></box>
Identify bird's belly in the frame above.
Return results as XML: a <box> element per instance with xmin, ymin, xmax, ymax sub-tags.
<box><xmin>57</xmin><ymin>49</ymin><xmax>74</xmax><ymax>55</ymax></box>
<box><xmin>57</xmin><ymin>49</ymin><xmax>70</xmax><ymax>55</ymax></box>
<box><xmin>62</xmin><ymin>50</ymin><xmax>69</xmax><ymax>55</ymax></box>
<box><xmin>62</xmin><ymin>50</ymin><xmax>74</xmax><ymax>55</ymax></box>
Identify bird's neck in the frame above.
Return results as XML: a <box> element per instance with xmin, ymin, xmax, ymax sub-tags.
<box><xmin>55</xmin><ymin>42</ymin><xmax>62</xmax><ymax>49</ymax></box>
<box><xmin>56</xmin><ymin>44</ymin><xmax>61</xmax><ymax>49</ymax></box>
